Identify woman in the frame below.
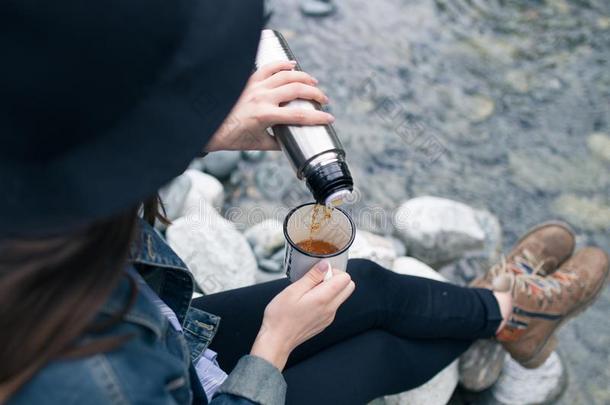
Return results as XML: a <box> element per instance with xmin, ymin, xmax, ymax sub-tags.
<box><xmin>1</xmin><ymin>1</ymin><xmax>608</xmax><ymax>404</ymax></box>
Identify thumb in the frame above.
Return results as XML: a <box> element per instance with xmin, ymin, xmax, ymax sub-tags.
<box><xmin>290</xmin><ymin>260</ymin><xmax>330</xmax><ymax>295</ymax></box>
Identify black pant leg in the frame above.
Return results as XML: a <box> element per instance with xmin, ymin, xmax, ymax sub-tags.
<box><xmin>284</xmin><ymin>330</ymin><xmax>469</xmax><ymax>405</ymax></box>
<box><xmin>192</xmin><ymin>259</ymin><xmax>501</xmax><ymax>371</ymax></box>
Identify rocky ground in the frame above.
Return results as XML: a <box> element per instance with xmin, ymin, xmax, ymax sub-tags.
<box><xmin>166</xmin><ymin>0</ymin><xmax>609</xmax><ymax>403</ymax></box>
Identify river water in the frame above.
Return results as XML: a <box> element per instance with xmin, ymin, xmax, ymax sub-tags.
<box><xmin>230</xmin><ymin>0</ymin><xmax>610</xmax><ymax>402</ymax></box>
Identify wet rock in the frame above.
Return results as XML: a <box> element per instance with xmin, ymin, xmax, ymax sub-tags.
<box><xmin>491</xmin><ymin>352</ymin><xmax>567</xmax><ymax>404</ymax></box>
<box><xmin>258</xmin><ymin>258</ymin><xmax>283</xmax><ymax>274</ymax></box>
<box><xmin>158</xmin><ymin>170</ymin><xmax>225</xmax><ymax>225</ymax></box>
<box><xmin>350</xmin><ymin>230</ymin><xmax>397</xmax><ymax>268</ymax></box>
<box><xmin>505</xmin><ymin>70</ymin><xmax>530</xmax><ymax>93</ymax></box>
<box><xmin>299</xmin><ymin>0</ymin><xmax>335</xmax><ymax>17</ymax></box>
<box><xmin>598</xmin><ymin>16</ymin><xmax>610</xmax><ymax>30</ymax></box>
<box><xmin>393</xmin><ymin>196</ymin><xmax>501</xmax><ymax>267</ymax></box>
<box><xmin>166</xmin><ymin>203</ymin><xmax>257</xmax><ymax>293</ymax></box>
<box><xmin>202</xmin><ymin>151</ymin><xmax>241</xmax><ymax>180</ymax></box>
<box><xmin>461</xmin><ymin>94</ymin><xmax>495</xmax><ymax>123</ymax></box>
<box><xmin>509</xmin><ymin>151</ymin><xmax>609</xmax><ymax>193</ymax></box>
<box><xmin>459</xmin><ymin>340</ymin><xmax>505</xmax><ymax>392</ymax></box>
<box><xmin>552</xmin><ymin>194</ymin><xmax>610</xmax><ymax>231</ymax></box>
<box><xmin>587</xmin><ymin>132</ymin><xmax>610</xmax><ymax>163</ymax></box>
<box><xmin>439</xmin><ymin>255</ymin><xmax>488</xmax><ymax>286</ymax></box>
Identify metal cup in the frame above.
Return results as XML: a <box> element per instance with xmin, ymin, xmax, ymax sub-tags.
<box><xmin>283</xmin><ymin>202</ymin><xmax>356</xmax><ymax>282</ymax></box>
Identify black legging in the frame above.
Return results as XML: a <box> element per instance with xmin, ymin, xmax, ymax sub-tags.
<box><xmin>192</xmin><ymin>259</ymin><xmax>502</xmax><ymax>405</ymax></box>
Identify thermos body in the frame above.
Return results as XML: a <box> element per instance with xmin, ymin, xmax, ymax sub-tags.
<box><xmin>255</xmin><ymin>29</ymin><xmax>353</xmax><ymax>206</ymax></box>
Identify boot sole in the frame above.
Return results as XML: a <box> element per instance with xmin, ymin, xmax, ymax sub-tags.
<box><xmin>518</xmin><ymin>261</ymin><xmax>610</xmax><ymax>368</ymax></box>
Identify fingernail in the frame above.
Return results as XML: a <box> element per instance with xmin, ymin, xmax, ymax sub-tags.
<box><xmin>289</xmin><ymin>60</ymin><xmax>297</xmax><ymax>65</ymax></box>
<box><xmin>327</xmin><ymin>114</ymin><xmax>335</xmax><ymax>122</ymax></box>
<box><xmin>314</xmin><ymin>260</ymin><xmax>329</xmax><ymax>273</ymax></box>
<box><xmin>312</xmin><ymin>77</ymin><xmax>319</xmax><ymax>84</ymax></box>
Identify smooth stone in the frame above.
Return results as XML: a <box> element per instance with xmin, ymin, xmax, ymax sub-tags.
<box><xmin>202</xmin><ymin>150</ymin><xmax>241</xmax><ymax>180</ymax></box>
<box><xmin>391</xmin><ymin>256</ymin><xmax>447</xmax><ymax>282</ymax></box>
<box><xmin>349</xmin><ymin>230</ymin><xmax>397</xmax><ymax>269</ymax></box>
<box><xmin>299</xmin><ymin>0</ymin><xmax>336</xmax><ymax>17</ymax></box>
<box><xmin>183</xmin><ymin>169</ymin><xmax>225</xmax><ymax>213</ymax></box>
<box><xmin>459</xmin><ymin>339</ymin><xmax>505</xmax><ymax>392</ymax></box>
<box><xmin>244</xmin><ymin>219</ymin><xmax>285</xmax><ymax>259</ymax></box>
<box><xmin>242</xmin><ymin>150</ymin><xmax>267</xmax><ymax>162</ymax></box>
<box><xmin>505</xmin><ymin>70</ymin><xmax>530</xmax><ymax>93</ymax></box>
<box><xmin>390</xmin><ymin>236</ymin><xmax>407</xmax><ymax>257</ymax></box>
<box><xmin>491</xmin><ymin>352</ymin><xmax>567</xmax><ymax>405</ymax></box>
<box><xmin>587</xmin><ymin>132</ymin><xmax>610</xmax><ymax>163</ymax></box>
<box><xmin>461</xmin><ymin>94</ymin><xmax>495</xmax><ymax>123</ymax></box>
<box><xmin>385</xmin><ymin>362</ymin><xmax>458</xmax><ymax>405</ymax></box>
<box><xmin>158</xmin><ymin>173</ymin><xmax>192</xmax><ymax>223</ymax></box>
<box><xmin>258</xmin><ymin>258</ymin><xmax>283</xmax><ymax>274</ymax></box>
<box><xmin>552</xmin><ymin>194</ymin><xmax>610</xmax><ymax>231</ymax></box>
<box><xmin>188</xmin><ymin>157</ymin><xmax>206</xmax><ymax>172</ymax></box>
<box><xmin>158</xmin><ymin>169</ymin><xmax>225</xmax><ymax>227</ymax></box>
<box><xmin>598</xmin><ymin>16</ymin><xmax>610</xmax><ymax>29</ymax></box>
<box><xmin>439</xmin><ymin>255</ymin><xmax>487</xmax><ymax>286</ymax></box>
<box><xmin>166</xmin><ymin>203</ymin><xmax>257</xmax><ymax>294</ymax></box>
<box><xmin>393</xmin><ymin>196</ymin><xmax>501</xmax><ymax>267</ymax></box>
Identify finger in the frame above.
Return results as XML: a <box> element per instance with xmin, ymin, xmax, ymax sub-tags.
<box><xmin>306</xmin><ymin>272</ymin><xmax>352</xmax><ymax>303</ymax></box>
<box><xmin>330</xmin><ymin>280</ymin><xmax>356</xmax><ymax>308</ymax></box>
<box><xmin>269</xmin><ymin>83</ymin><xmax>329</xmax><ymax>105</ymax></box>
<box><xmin>262</xmin><ymin>70</ymin><xmax>318</xmax><ymax>89</ymax></box>
<box><xmin>264</xmin><ymin>107</ymin><xmax>335</xmax><ymax>127</ymax></box>
<box><xmin>288</xmin><ymin>260</ymin><xmax>331</xmax><ymax>296</ymax></box>
<box><xmin>251</xmin><ymin>60</ymin><xmax>297</xmax><ymax>82</ymax></box>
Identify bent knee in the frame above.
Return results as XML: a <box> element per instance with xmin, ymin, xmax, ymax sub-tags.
<box><xmin>347</xmin><ymin>259</ymin><xmax>393</xmax><ymax>286</ymax></box>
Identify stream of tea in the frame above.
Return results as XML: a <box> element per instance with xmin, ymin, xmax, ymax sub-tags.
<box><xmin>297</xmin><ymin>204</ymin><xmax>340</xmax><ymax>255</ymax></box>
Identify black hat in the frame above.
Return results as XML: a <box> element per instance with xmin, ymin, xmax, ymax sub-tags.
<box><xmin>0</xmin><ymin>0</ymin><xmax>263</xmax><ymax>236</ymax></box>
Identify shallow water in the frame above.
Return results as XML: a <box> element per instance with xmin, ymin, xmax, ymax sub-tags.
<box><xmin>231</xmin><ymin>0</ymin><xmax>610</xmax><ymax>402</ymax></box>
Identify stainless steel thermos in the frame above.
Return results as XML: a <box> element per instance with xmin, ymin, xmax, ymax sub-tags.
<box><xmin>255</xmin><ymin>29</ymin><xmax>353</xmax><ymax>206</ymax></box>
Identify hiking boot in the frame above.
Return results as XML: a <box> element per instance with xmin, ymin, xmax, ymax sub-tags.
<box><xmin>496</xmin><ymin>247</ymin><xmax>609</xmax><ymax>368</ymax></box>
<box><xmin>471</xmin><ymin>222</ymin><xmax>575</xmax><ymax>291</ymax></box>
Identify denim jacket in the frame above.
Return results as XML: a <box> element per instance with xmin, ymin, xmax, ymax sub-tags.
<box><xmin>10</xmin><ymin>220</ymin><xmax>287</xmax><ymax>405</ymax></box>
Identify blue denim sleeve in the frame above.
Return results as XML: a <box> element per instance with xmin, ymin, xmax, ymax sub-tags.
<box><xmin>211</xmin><ymin>355</ymin><xmax>287</xmax><ymax>405</ymax></box>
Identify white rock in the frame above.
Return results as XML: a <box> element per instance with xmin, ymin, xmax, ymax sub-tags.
<box><xmin>385</xmin><ymin>362</ymin><xmax>458</xmax><ymax>405</ymax></box>
<box><xmin>373</xmin><ymin>256</ymin><xmax>458</xmax><ymax>405</ymax></box>
<box><xmin>159</xmin><ymin>170</ymin><xmax>225</xmax><ymax>225</ymax></box>
<box><xmin>244</xmin><ymin>219</ymin><xmax>285</xmax><ymax>259</ymax></box>
<box><xmin>158</xmin><ymin>173</ymin><xmax>192</xmax><ymax>222</ymax></box>
<box><xmin>391</xmin><ymin>256</ymin><xmax>447</xmax><ymax>282</ymax></box>
<box><xmin>203</xmin><ymin>150</ymin><xmax>241</xmax><ymax>180</ymax></box>
<box><xmin>394</xmin><ymin>196</ymin><xmax>501</xmax><ymax>267</ymax></box>
<box><xmin>182</xmin><ymin>169</ymin><xmax>224</xmax><ymax>212</ymax></box>
<box><xmin>349</xmin><ymin>230</ymin><xmax>397</xmax><ymax>268</ymax></box>
<box><xmin>492</xmin><ymin>352</ymin><xmax>566</xmax><ymax>405</ymax></box>
<box><xmin>166</xmin><ymin>202</ymin><xmax>256</xmax><ymax>294</ymax></box>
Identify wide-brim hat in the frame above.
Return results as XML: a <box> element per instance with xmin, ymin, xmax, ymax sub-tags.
<box><xmin>0</xmin><ymin>0</ymin><xmax>263</xmax><ymax>236</ymax></box>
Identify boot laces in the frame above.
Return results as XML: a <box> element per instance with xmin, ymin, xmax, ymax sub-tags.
<box><xmin>494</xmin><ymin>249</ymin><xmax>570</xmax><ymax>302</ymax></box>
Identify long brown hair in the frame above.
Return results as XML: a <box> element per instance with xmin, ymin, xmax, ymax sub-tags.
<box><xmin>0</xmin><ymin>205</ymin><xmax>146</xmax><ymax>401</ymax></box>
